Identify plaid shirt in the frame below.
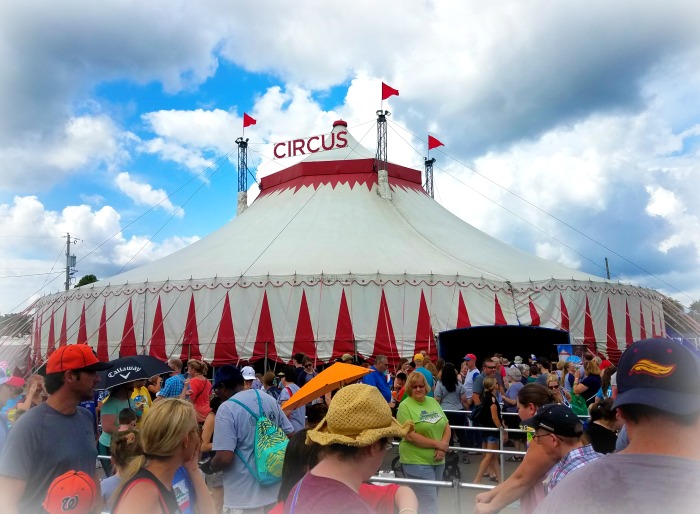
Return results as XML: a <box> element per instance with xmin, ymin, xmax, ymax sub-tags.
<box><xmin>158</xmin><ymin>374</ymin><xmax>185</xmax><ymax>398</ymax></box>
<box><xmin>546</xmin><ymin>444</ymin><xmax>602</xmax><ymax>494</ymax></box>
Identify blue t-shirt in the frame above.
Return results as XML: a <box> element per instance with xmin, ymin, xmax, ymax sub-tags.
<box><xmin>172</xmin><ymin>466</ymin><xmax>195</xmax><ymax>514</ymax></box>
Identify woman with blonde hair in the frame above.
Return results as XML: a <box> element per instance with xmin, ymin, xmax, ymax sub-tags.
<box><xmin>473</xmin><ymin>376</ymin><xmax>508</xmax><ymax>484</ymax></box>
<box><xmin>112</xmin><ymin>399</ymin><xmax>214</xmax><ymax>514</ymax></box>
<box><xmin>573</xmin><ymin>360</ymin><xmax>601</xmax><ymax>406</ymax></box>
<box><xmin>397</xmin><ymin>370</ymin><xmax>450</xmax><ymax>513</ymax></box>
<box><xmin>181</xmin><ymin>359</ymin><xmax>212</xmax><ymax>423</ymax></box>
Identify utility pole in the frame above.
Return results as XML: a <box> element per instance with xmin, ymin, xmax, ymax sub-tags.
<box><xmin>605</xmin><ymin>257</ymin><xmax>610</xmax><ymax>280</ymax></box>
<box><xmin>65</xmin><ymin>233</ymin><xmax>77</xmax><ymax>291</ymax></box>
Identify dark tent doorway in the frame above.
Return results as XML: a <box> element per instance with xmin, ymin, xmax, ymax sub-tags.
<box><xmin>437</xmin><ymin>325</ymin><xmax>570</xmax><ymax>368</ymax></box>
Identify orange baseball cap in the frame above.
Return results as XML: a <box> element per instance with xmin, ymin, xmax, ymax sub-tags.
<box><xmin>46</xmin><ymin>344</ymin><xmax>111</xmax><ymax>374</ymax></box>
<box><xmin>42</xmin><ymin>470</ymin><xmax>97</xmax><ymax>514</ymax></box>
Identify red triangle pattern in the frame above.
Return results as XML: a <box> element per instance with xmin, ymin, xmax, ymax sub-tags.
<box><xmin>639</xmin><ymin>303</ymin><xmax>647</xmax><ymax>339</ymax></box>
<box><xmin>456</xmin><ymin>291</ymin><xmax>471</xmax><ymax>328</ymax></box>
<box><xmin>292</xmin><ymin>290</ymin><xmax>317</xmax><ymax>360</ymax></box>
<box><xmin>149</xmin><ymin>297</ymin><xmax>167</xmax><ymax>362</ymax></box>
<box><xmin>583</xmin><ymin>296</ymin><xmax>596</xmax><ymax>351</ymax></box>
<box><xmin>120</xmin><ymin>299</ymin><xmax>137</xmax><ymax>357</ymax></box>
<box><xmin>415</xmin><ymin>290</ymin><xmax>437</xmax><ymax>362</ymax></box>
<box><xmin>651</xmin><ymin>310</ymin><xmax>658</xmax><ymax>338</ymax></box>
<box><xmin>212</xmin><ymin>292</ymin><xmax>239</xmax><ymax>366</ymax></box>
<box><xmin>374</xmin><ymin>290</ymin><xmax>399</xmax><ymax>365</ymax></box>
<box><xmin>59</xmin><ymin>309</ymin><xmax>67</xmax><ymax>347</ymax></box>
<box><xmin>33</xmin><ymin>311</ymin><xmax>42</xmax><ymax>367</ymax></box>
<box><xmin>97</xmin><ymin>302</ymin><xmax>109</xmax><ymax>362</ymax></box>
<box><xmin>47</xmin><ymin>309</ymin><xmax>56</xmax><ymax>357</ymax></box>
<box><xmin>77</xmin><ymin>303</ymin><xmax>88</xmax><ymax>344</ymax></box>
<box><xmin>252</xmin><ymin>291</ymin><xmax>279</xmax><ymax>363</ymax></box>
<box><xmin>332</xmin><ymin>289</ymin><xmax>354</xmax><ymax>360</ymax></box>
<box><xmin>494</xmin><ymin>295</ymin><xmax>507</xmax><ymax>325</ymax></box>
<box><xmin>180</xmin><ymin>294</ymin><xmax>202</xmax><ymax>361</ymax></box>
<box><xmin>560</xmin><ymin>294</ymin><xmax>570</xmax><ymax>332</ymax></box>
<box><xmin>625</xmin><ymin>300</ymin><xmax>633</xmax><ymax>344</ymax></box>
<box><xmin>528</xmin><ymin>297</ymin><xmax>541</xmax><ymax>326</ymax></box>
<box><xmin>605</xmin><ymin>298</ymin><xmax>621</xmax><ymax>363</ymax></box>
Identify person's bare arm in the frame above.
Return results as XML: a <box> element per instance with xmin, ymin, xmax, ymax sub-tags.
<box><xmin>200</xmin><ymin>413</ymin><xmax>215</xmax><ymax>453</ymax></box>
<box><xmin>474</xmin><ymin>439</ymin><xmax>557</xmax><ymax>513</ymax></box>
<box><xmin>393</xmin><ymin>485</ymin><xmax>418</xmax><ymax>512</ymax></box>
<box><xmin>100</xmin><ymin>413</ymin><xmax>117</xmax><ymax>437</ymax></box>
<box><xmin>183</xmin><ymin>439</ymin><xmax>215</xmax><ymax>514</ymax></box>
<box><xmin>210</xmin><ymin>449</ymin><xmax>234</xmax><ymax>473</ymax></box>
<box><xmin>0</xmin><ymin>476</ymin><xmax>26</xmax><ymax>514</ymax></box>
<box><xmin>403</xmin><ymin>430</ymin><xmax>448</xmax><ymax>451</ymax></box>
<box><xmin>113</xmin><ymin>481</ymin><xmax>162</xmax><ymax>514</ymax></box>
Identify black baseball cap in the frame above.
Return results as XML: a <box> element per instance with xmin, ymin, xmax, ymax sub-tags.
<box><xmin>613</xmin><ymin>338</ymin><xmax>700</xmax><ymax>415</ymax></box>
<box><xmin>524</xmin><ymin>403</ymin><xmax>584</xmax><ymax>437</ymax></box>
<box><xmin>212</xmin><ymin>365</ymin><xmax>243</xmax><ymax>389</ymax></box>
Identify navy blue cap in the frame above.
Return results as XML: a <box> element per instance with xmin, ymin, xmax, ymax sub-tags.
<box><xmin>212</xmin><ymin>365</ymin><xmax>243</xmax><ymax>389</ymax></box>
<box><xmin>524</xmin><ymin>403</ymin><xmax>583</xmax><ymax>437</ymax></box>
<box><xmin>613</xmin><ymin>338</ymin><xmax>700</xmax><ymax>415</ymax></box>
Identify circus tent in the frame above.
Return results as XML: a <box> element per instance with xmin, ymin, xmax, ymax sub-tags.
<box><xmin>29</xmin><ymin>121</ymin><xmax>665</xmax><ymax>367</ymax></box>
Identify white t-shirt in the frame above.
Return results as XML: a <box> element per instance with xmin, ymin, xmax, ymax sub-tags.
<box><xmin>464</xmin><ymin>369</ymin><xmax>480</xmax><ymax>399</ymax></box>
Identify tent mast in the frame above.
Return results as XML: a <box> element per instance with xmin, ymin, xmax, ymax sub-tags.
<box><xmin>236</xmin><ymin>136</ymin><xmax>249</xmax><ymax>216</ymax></box>
<box><xmin>424</xmin><ymin>157</ymin><xmax>435</xmax><ymax>199</ymax></box>
<box><xmin>376</xmin><ymin>110</ymin><xmax>391</xmax><ymax>200</ymax></box>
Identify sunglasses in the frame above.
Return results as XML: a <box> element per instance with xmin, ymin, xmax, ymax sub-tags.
<box><xmin>485</xmin><ymin>365</ymin><xmax>496</xmax><ymax>369</ymax></box>
<box><xmin>304</xmin><ymin>364</ymin><xmax>314</xmax><ymax>368</ymax></box>
<box><xmin>411</xmin><ymin>384</ymin><xmax>425</xmax><ymax>389</ymax></box>
<box><xmin>532</xmin><ymin>433</ymin><xmax>553</xmax><ymax>444</ymax></box>
<box><xmin>548</xmin><ymin>385</ymin><xmax>559</xmax><ymax>390</ymax></box>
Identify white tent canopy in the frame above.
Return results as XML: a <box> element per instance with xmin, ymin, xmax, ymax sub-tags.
<box><xmin>31</xmin><ymin>121</ymin><xmax>664</xmax><ymax>366</ymax></box>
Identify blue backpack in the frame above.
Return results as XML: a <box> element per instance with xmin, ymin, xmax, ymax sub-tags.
<box><xmin>230</xmin><ymin>390</ymin><xmax>288</xmax><ymax>485</ymax></box>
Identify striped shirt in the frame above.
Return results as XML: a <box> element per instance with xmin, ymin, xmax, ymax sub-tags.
<box><xmin>546</xmin><ymin>444</ymin><xmax>602</xmax><ymax>494</ymax></box>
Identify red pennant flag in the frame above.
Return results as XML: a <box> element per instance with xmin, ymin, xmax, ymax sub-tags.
<box><xmin>428</xmin><ymin>135</ymin><xmax>444</xmax><ymax>150</ymax></box>
<box><xmin>381</xmin><ymin>82</ymin><xmax>399</xmax><ymax>100</ymax></box>
<box><xmin>243</xmin><ymin>113</ymin><xmax>256</xmax><ymax>128</ymax></box>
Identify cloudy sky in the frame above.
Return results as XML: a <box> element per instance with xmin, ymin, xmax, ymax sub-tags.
<box><xmin>1</xmin><ymin>0</ymin><xmax>699</xmax><ymax>315</ymax></box>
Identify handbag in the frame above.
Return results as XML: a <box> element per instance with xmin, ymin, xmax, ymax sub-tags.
<box><xmin>569</xmin><ymin>392</ymin><xmax>589</xmax><ymax>416</ymax></box>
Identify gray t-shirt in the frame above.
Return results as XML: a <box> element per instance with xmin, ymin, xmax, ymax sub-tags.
<box><xmin>472</xmin><ymin>373</ymin><xmax>485</xmax><ymax>398</ymax></box>
<box><xmin>0</xmin><ymin>402</ymin><xmax>97</xmax><ymax>513</ymax></box>
<box><xmin>213</xmin><ymin>389</ymin><xmax>294</xmax><ymax>510</ymax></box>
<box><xmin>534</xmin><ymin>453</ymin><xmax>700</xmax><ymax>514</ymax></box>
<box><xmin>279</xmin><ymin>383</ymin><xmax>306</xmax><ymax>432</ymax></box>
<box><xmin>434</xmin><ymin>381</ymin><xmax>466</xmax><ymax>411</ymax></box>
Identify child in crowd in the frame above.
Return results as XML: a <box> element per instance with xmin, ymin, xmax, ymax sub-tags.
<box><xmin>117</xmin><ymin>408</ymin><xmax>137</xmax><ymax>432</ymax></box>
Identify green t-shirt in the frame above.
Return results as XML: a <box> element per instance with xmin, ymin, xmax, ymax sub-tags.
<box><xmin>397</xmin><ymin>396</ymin><xmax>447</xmax><ymax>465</ymax></box>
<box><xmin>98</xmin><ymin>397</ymin><xmax>132</xmax><ymax>447</ymax></box>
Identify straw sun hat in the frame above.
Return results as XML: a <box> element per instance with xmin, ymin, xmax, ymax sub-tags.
<box><xmin>307</xmin><ymin>384</ymin><xmax>412</xmax><ymax>447</ymax></box>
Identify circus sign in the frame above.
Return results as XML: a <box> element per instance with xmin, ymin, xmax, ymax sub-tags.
<box><xmin>273</xmin><ymin>130</ymin><xmax>348</xmax><ymax>159</ymax></box>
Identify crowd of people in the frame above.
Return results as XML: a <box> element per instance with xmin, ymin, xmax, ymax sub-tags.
<box><xmin>0</xmin><ymin>337</ymin><xmax>697</xmax><ymax>513</ymax></box>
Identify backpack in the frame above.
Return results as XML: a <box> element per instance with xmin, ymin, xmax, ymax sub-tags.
<box><xmin>230</xmin><ymin>389</ymin><xmax>289</xmax><ymax>485</ymax></box>
<box><xmin>469</xmin><ymin>403</ymin><xmax>483</xmax><ymax>426</ymax></box>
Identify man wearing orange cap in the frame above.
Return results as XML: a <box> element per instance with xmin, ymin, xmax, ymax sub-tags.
<box><xmin>0</xmin><ymin>344</ymin><xmax>111</xmax><ymax>514</ymax></box>
<box><xmin>412</xmin><ymin>353</ymin><xmax>434</xmax><ymax>398</ymax></box>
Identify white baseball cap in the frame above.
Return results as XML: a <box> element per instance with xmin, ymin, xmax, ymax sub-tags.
<box><xmin>241</xmin><ymin>366</ymin><xmax>256</xmax><ymax>381</ymax></box>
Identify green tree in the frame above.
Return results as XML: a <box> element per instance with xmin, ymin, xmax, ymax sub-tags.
<box><xmin>690</xmin><ymin>300</ymin><xmax>700</xmax><ymax>323</ymax></box>
<box><xmin>75</xmin><ymin>274</ymin><xmax>98</xmax><ymax>288</ymax></box>
<box><xmin>0</xmin><ymin>313</ymin><xmax>32</xmax><ymax>337</ymax></box>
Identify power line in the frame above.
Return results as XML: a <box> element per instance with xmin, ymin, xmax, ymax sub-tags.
<box><xmin>388</xmin><ymin>120</ymin><xmax>696</xmax><ymax>304</ymax></box>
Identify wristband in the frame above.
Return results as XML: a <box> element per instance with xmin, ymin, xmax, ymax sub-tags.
<box><xmin>399</xmin><ymin>510</ymin><xmax>417</xmax><ymax>514</ymax></box>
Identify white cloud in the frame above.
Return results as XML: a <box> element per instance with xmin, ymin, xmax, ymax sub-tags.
<box><xmin>0</xmin><ymin>196</ymin><xmax>198</xmax><ymax>313</ymax></box>
<box><xmin>0</xmin><ymin>114</ymin><xmax>131</xmax><ymax>192</ymax></box>
<box><xmin>115</xmin><ymin>172</ymin><xmax>183</xmax><ymax>217</ymax></box>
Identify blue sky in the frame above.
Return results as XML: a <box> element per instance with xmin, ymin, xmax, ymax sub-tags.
<box><xmin>1</xmin><ymin>0</ymin><xmax>699</xmax><ymax>314</ymax></box>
